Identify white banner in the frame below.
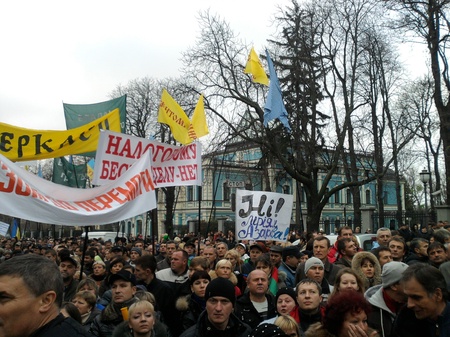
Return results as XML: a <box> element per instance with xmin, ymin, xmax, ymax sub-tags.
<box><xmin>235</xmin><ymin>190</ymin><xmax>293</xmax><ymax>242</ymax></box>
<box><xmin>0</xmin><ymin>151</ymin><xmax>156</xmax><ymax>226</ymax></box>
<box><xmin>0</xmin><ymin>221</ymin><xmax>9</xmax><ymax>236</ymax></box>
<box><xmin>93</xmin><ymin>130</ymin><xmax>202</xmax><ymax>187</ymax></box>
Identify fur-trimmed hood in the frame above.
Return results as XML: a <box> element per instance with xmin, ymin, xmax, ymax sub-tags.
<box><xmin>176</xmin><ymin>294</ymin><xmax>191</xmax><ymax>312</ymax></box>
<box><xmin>352</xmin><ymin>251</ymin><xmax>382</xmax><ymax>290</ymax></box>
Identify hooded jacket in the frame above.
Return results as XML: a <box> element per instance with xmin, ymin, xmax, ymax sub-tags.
<box><xmin>365</xmin><ymin>285</ymin><xmax>396</xmax><ymax>337</ymax></box>
<box><xmin>352</xmin><ymin>251</ymin><xmax>382</xmax><ymax>290</ymax></box>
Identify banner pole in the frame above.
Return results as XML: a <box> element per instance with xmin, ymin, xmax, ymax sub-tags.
<box><xmin>197</xmin><ymin>185</ymin><xmax>202</xmax><ymax>256</ymax></box>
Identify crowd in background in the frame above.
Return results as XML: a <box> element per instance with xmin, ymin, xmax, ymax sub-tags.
<box><xmin>1</xmin><ymin>220</ymin><xmax>450</xmax><ymax>337</ymax></box>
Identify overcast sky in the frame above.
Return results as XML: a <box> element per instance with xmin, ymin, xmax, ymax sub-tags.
<box><xmin>0</xmin><ymin>1</ymin><xmax>294</xmax><ymax>130</ymax></box>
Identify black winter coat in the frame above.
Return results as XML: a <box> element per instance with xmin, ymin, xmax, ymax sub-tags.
<box><xmin>179</xmin><ymin>311</ymin><xmax>252</xmax><ymax>337</ymax></box>
<box><xmin>234</xmin><ymin>292</ymin><xmax>277</xmax><ymax>329</ymax></box>
<box><xmin>30</xmin><ymin>314</ymin><xmax>93</xmax><ymax>337</ymax></box>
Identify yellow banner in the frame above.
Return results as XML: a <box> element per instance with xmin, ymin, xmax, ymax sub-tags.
<box><xmin>0</xmin><ymin>109</ymin><xmax>121</xmax><ymax>162</ymax></box>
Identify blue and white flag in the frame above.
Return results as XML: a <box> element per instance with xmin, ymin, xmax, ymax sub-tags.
<box><xmin>264</xmin><ymin>50</ymin><xmax>291</xmax><ymax>131</ymax></box>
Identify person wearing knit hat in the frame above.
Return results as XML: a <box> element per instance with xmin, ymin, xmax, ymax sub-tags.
<box><xmin>365</xmin><ymin>261</ymin><xmax>409</xmax><ymax>337</ymax></box>
<box><xmin>204</xmin><ymin>277</ymin><xmax>236</xmax><ymax>305</ymax></box>
<box><xmin>304</xmin><ymin>257</ymin><xmax>324</xmax><ymax>275</ymax></box>
<box><xmin>129</xmin><ymin>247</ymin><xmax>142</xmax><ymax>267</ymax></box>
<box><xmin>302</xmin><ymin>257</ymin><xmax>333</xmax><ymax>303</ymax></box>
<box><xmin>180</xmin><ymin>277</ymin><xmax>252</xmax><ymax>337</ymax></box>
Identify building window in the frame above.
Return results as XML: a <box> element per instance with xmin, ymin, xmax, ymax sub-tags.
<box><xmin>187</xmin><ymin>186</ymin><xmax>194</xmax><ymax>201</ymax></box>
<box><xmin>365</xmin><ymin>190</ymin><xmax>371</xmax><ymax>204</ymax></box>
<box><xmin>383</xmin><ymin>191</ymin><xmax>388</xmax><ymax>205</ymax></box>
<box><xmin>283</xmin><ymin>184</ymin><xmax>290</xmax><ymax>194</ymax></box>
<box><xmin>346</xmin><ymin>189</ymin><xmax>352</xmax><ymax>204</ymax></box>
<box><xmin>335</xmin><ymin>190</ymin><xmax>340</xmax><ymax>204</ymax></box>
<box><xmin>223</xmin><ymin>182</ymin><xmax>230</xmax><ymax>201</ymax></box>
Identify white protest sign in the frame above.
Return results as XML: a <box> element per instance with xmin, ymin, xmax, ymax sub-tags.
<box><xmin>93</xmin><ymin>130</ymin><xmax>202</xmax><ymax>187</ymax></box>
<box><xmin>0</xmin><ymin>221</ymin><xmax>9</xmax><ymax>236</ymax></box>
<box><xmin>235</xmin><ymin>190</ymin><xmax>293</xmax><ymax>242</ymax></box>
<box><xmin>0</xmin><ymin>151</ymin><xmax>156</xmax><ymax>226</ymax></box>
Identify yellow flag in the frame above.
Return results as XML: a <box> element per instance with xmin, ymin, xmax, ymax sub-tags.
<box><xmin>158</xmin><ymin>89</ymin><xmax>191</xmax><ymax>145</ymax></box>
<box><xmin>188</xmin><ymin>94</ymin><xmax>209</xmax><ymax>141</ymax></box>
<box><xmin>244</xmin><ymin>47</ymin><xmax>269</xmax><ymax>86</ymax></box>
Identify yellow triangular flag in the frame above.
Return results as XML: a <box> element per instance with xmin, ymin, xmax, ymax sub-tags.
<box><xmin>158</xmin><ymin>89</ymin><xmax>191</xmax><ymax>145</ymax></box>
<box><xmin>188</xmin><ymin>94</ymin><xmax>209</xmax><ymax>141</ymax></box>
<box><xmin>244</xmin><ymin>47</ymin><xmax>269</xmax><ymax>86</ymax></box>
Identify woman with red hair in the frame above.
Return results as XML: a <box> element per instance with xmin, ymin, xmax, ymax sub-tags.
<box><xmin>305</xmin><ymin>290</ymin><xmax>379</xmax><ymax>337</ymax></box>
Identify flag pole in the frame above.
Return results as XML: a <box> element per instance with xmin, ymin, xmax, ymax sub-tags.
<box><xmin>197</xmin><ymin>185</ymin><xmax>202</xmax><ymax>255</ymax></box>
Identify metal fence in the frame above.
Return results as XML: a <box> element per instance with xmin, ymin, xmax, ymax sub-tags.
<box><xmin>371</xmin><ymin>210</ymin><xmax>436</xmax><ymax>232</ymax></box>
<box><xmin>314</xmin><ymin>210</ymin><xmax>437</xmax><ymax>235</ymax></box>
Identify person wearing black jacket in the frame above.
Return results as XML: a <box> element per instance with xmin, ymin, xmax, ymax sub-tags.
<box><xmin>134</xmin><ymin>255</ymin><xmax>178</xmax><ymax>336</ymax></box>
<box><xmin>235</xmin><ymin>269</ymin><xmax>277</xmax><ymax>329</ymax></box>
<box><xmin>0</xmin><ymin>254</ymin><xmax>92</xmax><ymax>337</ymax></box>
<box><xmin>180</xmin><ymin>278</ymin><xmax>252</xmax><ymax>337</ymax></box>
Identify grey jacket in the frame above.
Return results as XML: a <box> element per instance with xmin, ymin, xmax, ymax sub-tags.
<box><xmin>365</xmin><ymin>285</ymin><xmax>396</xmax><ymax>337</ymax></box>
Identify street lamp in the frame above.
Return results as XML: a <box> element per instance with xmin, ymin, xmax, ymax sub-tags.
<box><xmin>419</xmin><ymin>169</ymin><xmax>431</xmax><ymax>224</ymax></box>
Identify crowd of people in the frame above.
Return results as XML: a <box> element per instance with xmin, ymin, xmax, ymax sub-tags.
<box><xmin>0</xmin><ymin>222</ymin><xmax>450</xmax><ymax>337</ymax></box>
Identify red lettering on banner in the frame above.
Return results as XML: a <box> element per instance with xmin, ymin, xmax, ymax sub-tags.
<box><xmin>15</xmin><ymin>176</ymin><xmax>32</xmax><ymax>196</ymax></box>
<box><xmin>118</xmin><ymin>139</ymin><xmax>133</xmax><ymax>158</ymax></box>
<box><xmin>178</xmin><ymin>164</ymin><xmax>197</xmax><ymax>181</ymax></box>
<box><xmin>0</xmin><ymin>163</ymin><xmax>16</xmax><ymax>193</ymax></box>
<box><xmin>106</xmin><ymin>189</ymin><xmax>128</xmax><ymax>204</ymax></box>
<box><xmin>141</xmin><ymin>169</ymin><xmax>155</xmax><ymax>191</ymax></box>
<box><xmin>151</xmin><ymin>166</ymin><xmax>174</xmax><ymax>184</ymax></box>
<box><xmin>0</xmin><ymin>162</ymin><xmax>51</xmax><ymax>202</ymax></box>
<box><xmin>105</xmin><ymin>134</ymin><xmax>122</xmax><ymax>155</ymax></box>
<box><xmin>100</xmin><ymin>160</ymin><xmax>130</xmax><ymax>180</ymax></box>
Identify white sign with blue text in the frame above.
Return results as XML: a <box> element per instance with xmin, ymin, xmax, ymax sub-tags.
<box><xmin>235</xmin><ymin>190</ymin><xmax>293</xmax><ymax>242</ymax></box>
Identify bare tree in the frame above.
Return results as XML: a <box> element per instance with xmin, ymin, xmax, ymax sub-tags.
<box><xmin>397</xmin><ymin>75</ymin><xmax>444</xmax><ymax>208</ymax></box>
<box><xmin>182</xmin><ymin>1</ymin><xmax>406</xmax><ymax>232</ymax></box>
<box><xmin>110</xmin><ymin>77</ymin><xmax>198</xmax><ymax>237</ymax></box>
<box><xmin>386</xmin><ymin>0</ymin><xmax>450</xmax><ymax>204</ymax></box>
